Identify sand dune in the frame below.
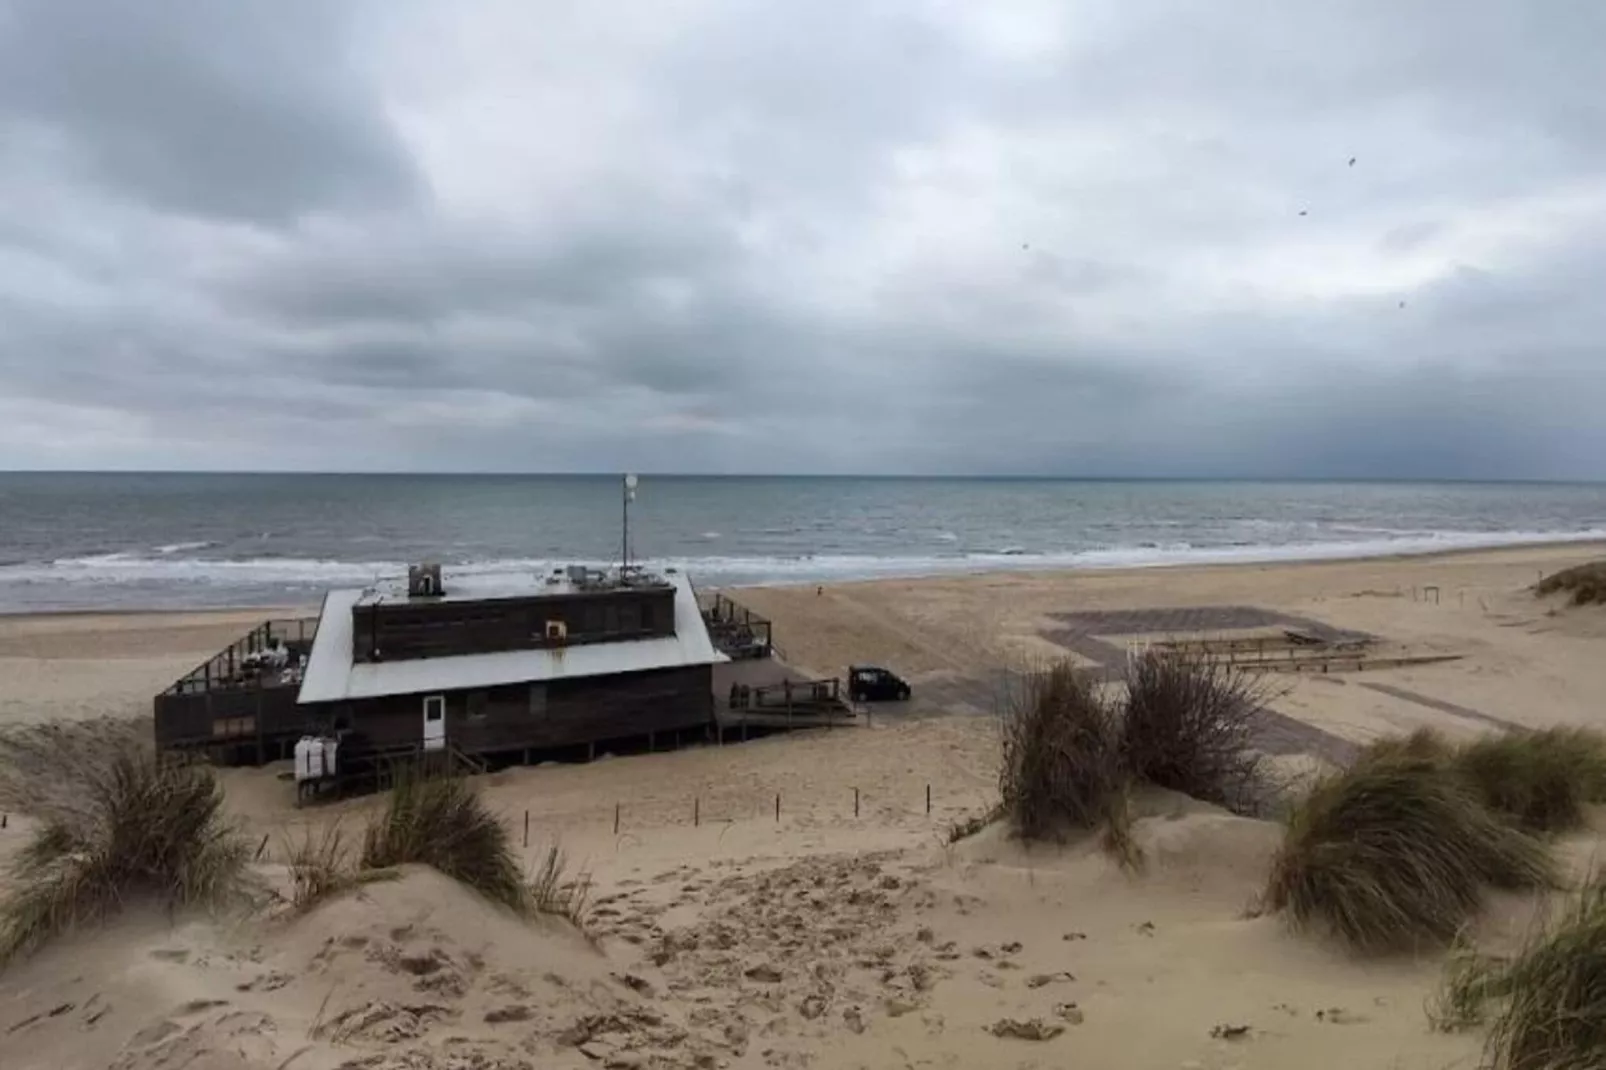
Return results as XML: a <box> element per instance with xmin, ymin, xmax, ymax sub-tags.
<box><xmin>2</xmin><ymin>801</ymin><xmax>1531</xmax><ymax>1070</ymax></box>
<box><xmin>3</xmin><ymin>543</ymin><xmax>1606</xmax><ymax>1067</ymax></box>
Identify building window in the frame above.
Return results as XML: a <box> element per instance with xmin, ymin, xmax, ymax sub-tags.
<box><xmin>467</xmin><ymin>690</ymin><xmax>488</xmax><ymax>721</ymax></box>
<box><xmin>212</xmin><ymin>716</ymin><xmax>255</xmax><ymax>738</ymax></box>
<box><xmin>528</xmin><ymin>684</ymin><xmax>547</xmax><ymax>717</ymax></box>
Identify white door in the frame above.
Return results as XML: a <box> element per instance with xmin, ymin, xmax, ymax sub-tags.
<box><xmin>422</xmin><ymin>695</ymin><xmax>446</xmax><ymax>752</ymax></box>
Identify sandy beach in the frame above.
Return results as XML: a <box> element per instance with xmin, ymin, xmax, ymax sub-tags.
<box><xmin>3</xmin><ymin>541</ymin><xmax>1606</xmax><ymax>1069</ymax></box>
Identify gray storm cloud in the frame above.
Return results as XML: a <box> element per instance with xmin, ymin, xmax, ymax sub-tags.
<box><xmin>0</xmin><ymin>0</ymin><xmax>1602</xmax><ymax>477</ymax></box>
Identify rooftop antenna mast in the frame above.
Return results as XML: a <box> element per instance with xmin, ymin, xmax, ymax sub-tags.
<box><xmin>621</xmin><ymin>473</ymin><xmax>638</xmax><ymax>577</ymax></box>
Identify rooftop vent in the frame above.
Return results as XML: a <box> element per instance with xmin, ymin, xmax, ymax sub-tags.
<box><xmin>407</xmin><ymin>563</ymin><xmax>444</xmax><ymax>599</ymax></box>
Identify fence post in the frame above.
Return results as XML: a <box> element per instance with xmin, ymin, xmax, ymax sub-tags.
<box><xmin>854</xmin><ymin>787</ymin><xmax>860</xmax><ymax>818</ymax></box>
<box><xmin>926</xmin><ymin>784</ymin><xmax>932</xmax><ymax>815</ymax></box>
<box><xmin>694</xmin><ymin>797</ymin><xmax>700</xmax><ymax>827</ymax></box>
<box><xmin>775</xmin><ymin>793</ymin><xmax>780</xmax><ymax>822</ymax></box>
<box><xmin>523</xmin><ymin>810</ymin><xmax>529</xmax><ymax>848</ymax></box>
<box><xmin>614</xmin><ymin>803</ymin><xmax>620</xmax><ymax>836</ymax></box>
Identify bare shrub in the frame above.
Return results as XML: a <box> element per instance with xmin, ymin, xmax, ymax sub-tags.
<box><xmin>1121</xmin><ymin>649</ymin><xmax>1271</xmax><ymax>815</ymax></box>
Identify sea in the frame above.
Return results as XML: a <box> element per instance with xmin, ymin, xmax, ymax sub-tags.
<box><xmin>1</xmin><ymin>473</ymin><xmax>1604</xmax><ymax>613</ymax></box>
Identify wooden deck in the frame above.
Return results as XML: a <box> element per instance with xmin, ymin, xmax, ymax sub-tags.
<box><xmin>712</xmin><ymin>657</ymin><xmax>861</xmax><ymax>736</ymax></box>
<box><xmin>153</xmin><ymin>617</ymin><xmax>321</xmax><ymax>759</ymax></box>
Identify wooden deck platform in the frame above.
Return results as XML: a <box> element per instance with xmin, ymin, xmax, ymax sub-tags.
<box><xmin>712</xmin><ymin>657</ymin><xmax>861</xmax><ymax>736</ymax></box>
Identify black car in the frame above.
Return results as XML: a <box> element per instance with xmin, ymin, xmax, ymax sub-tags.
<box><xmin>848</xmin><ymin>665</ymin><xmax>912</xmax><ymax>702</ymax></box>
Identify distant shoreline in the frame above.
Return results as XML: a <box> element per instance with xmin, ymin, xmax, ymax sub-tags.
<box><xmin>4</xmin><ymin>537</ymin><xmax>1602</xmax><ymax>618</ymax></box>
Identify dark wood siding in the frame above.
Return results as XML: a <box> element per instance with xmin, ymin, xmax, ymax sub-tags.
<box><xmin>354</xmin><ymin>587</ymin><xmax>677</xmax><ymax>663</ymax></box>
<box><xmin>153</xmin><ymin>686</ymin><xmax>309</xmax><ymax>749</ymax></box>
<box><xmin>336</xmin><ymin>664</ymin><xmax>714</xmax><ymax>756</ymax></box>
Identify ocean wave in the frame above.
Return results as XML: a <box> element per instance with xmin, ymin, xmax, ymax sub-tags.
<box><xmin>156</xmin><ymin>540</ymin><xmax>216</xmax><ymax>555</ymax></box>
<box><xmin>3</xmin><ymin>526</ymin><xmax>1604</xmax><ymax>594</ymax></box>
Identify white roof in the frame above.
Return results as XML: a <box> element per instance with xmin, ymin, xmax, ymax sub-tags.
<box><xmin>354</xmin><ymin>566</ymin><xmax>667</xmax><ymax>607</ymax></box>
<box><xmin>297</xmin><ymin>571</ymin><xmax>726</xmax><ymax>704</ymax></box>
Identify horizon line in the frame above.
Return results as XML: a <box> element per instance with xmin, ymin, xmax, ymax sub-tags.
<box><xmin>2</xmin><ymin>470</ymin><xmax>1604</xmax><ymax>486</ymax></box>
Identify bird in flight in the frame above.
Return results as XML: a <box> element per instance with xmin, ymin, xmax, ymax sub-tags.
<box><xmin>1348</xmin><ymin>156</ymin><xmax>1357</xmax><ymax>167</ymax></box>
<box><xmin>1298</xmin><ymin>209</ymin><xmax>1308</xmax><ymax>217</ymax></box>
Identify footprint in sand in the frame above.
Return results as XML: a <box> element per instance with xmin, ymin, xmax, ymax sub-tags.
<box><xmin>236</xmin><ymin>971</ymin><xmax>291</xmax><ymax>993</ymax></box>
<box><xmin>127</xmin><ymin>1019</ymin><xmax>183</xmax><ymax>1050</ymax></box>
<box><xmin>1316</xmin><ymin>1007</ymin><xmax>1370</xmax><ymax>1025</ymax></box>
<box><xmin>174</xmin><ymin>1000</ymin><xmax>229</xmax><ymax>1017</ymax></box>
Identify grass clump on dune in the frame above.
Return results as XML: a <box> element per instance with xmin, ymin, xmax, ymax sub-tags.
<box><xmin>1356</xmin><ymin>726</ymin><xmax>1606</xmax><ymax>834</ymax></box>
<box><xmin>283</xmin><ymin>822</ymin><xmax>398</xmax><ymax>913</ymax></box>
<box><xmin>1437</xmin><ymin>877</ymin><xmax>1606</xmax><ymax>1069</ymax></box>
<box><xmin>1122</xmin><ymin>649</ymin><xmax>1270</xmax><ymax>815</ymax></box>
<box><xmin>1535</xmin><ymin>561</ymin><xmax>1606</xmax><ymax>606</ymax></box>
<box><xmin>998</xmin><ymin>663</ymin><xmax>1133</xmax><ymax>859</ymax></box>
<box><xmin>1263</xmin><ymin>748</ymin><xmax>1555</xmax><ymax>953</ymax></box>
<box><xmin>0</xmin><ymin>753</ymin><xmax>251</xmax><ymax>966</ymax></box>
<box><xmin>362</xmin><ymin>766</ymin><xmax>529</xmax><ymax>914</ymax></box>
<box><xmin>529</xmin><ymin>845</ymin><xmax>594</xmax><ymax>931</ymax></box>
<box><xmin>1454</xmin><ymin>728</ymin><xmax>1606</xmax><ymax>833</ymax></box>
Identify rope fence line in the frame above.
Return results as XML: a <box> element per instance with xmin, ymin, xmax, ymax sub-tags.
<box><xmin>512</xmin><ymin>779</ymin><xmax>970</xmax><ymax>845</ymax></box>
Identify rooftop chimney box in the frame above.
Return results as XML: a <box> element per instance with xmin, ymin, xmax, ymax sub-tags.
<box><xmin>407</xmin><ymin>563</ymin><xmax>444</xmax><ymax>598</ymax></box>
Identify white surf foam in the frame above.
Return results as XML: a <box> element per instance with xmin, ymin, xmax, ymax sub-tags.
<box><xmin>3</xmin><ymin>525</ymin><xmax>1603</xmax><ymax>595</ymax></box>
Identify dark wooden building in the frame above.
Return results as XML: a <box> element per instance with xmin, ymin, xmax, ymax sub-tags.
<box><xmin>292</xmin><ymin>564</ymin><xmax>726</xmax><ymax>765</ymax></box>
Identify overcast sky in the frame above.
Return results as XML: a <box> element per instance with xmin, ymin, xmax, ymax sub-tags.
<box><xmin>1</xmin><ymin>1</ymin><xmax>1603</xmax><ymax>478</ymax></box>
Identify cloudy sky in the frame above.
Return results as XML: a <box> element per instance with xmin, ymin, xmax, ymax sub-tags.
<box><xmin>1</xmin><ymin>0</ymin><xmax>1603</xmax><ymax>478</ymax></box>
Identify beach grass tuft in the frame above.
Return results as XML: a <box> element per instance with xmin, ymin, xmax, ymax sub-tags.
<box><xmin>0</xmin><ymin>716</ymin><xmax>152</xmax><ymax>825</ymax></box>
<box><xmin>529</xmin><ymin>845</ymin><xmax>594</xmax><ymax>931</ymax></box>
<box><xmin>1263</xmin><ymin>747</ymin><xmax>1555</xmax><ymax>953</ymax></box>
<box><xmin>283</xmin><ymin>821</ymin><xmax>398</xmax><ymax>912</ymax></box>
<box><xmin>0</xmin><ymin>752</ymin><xmax>252</xmax><ymax>966</ymax></box>
<box><xmin>1535</xmin><ymin>561</ymin><xmax>1606</xmax><ymax>606</ymax></box>
<box><xmin>361</xmin><ymin>765</ymin><xmax>529</xmax><ymax>914</ymax></box>
<box><xmin>1452</xmin><ymin>727</ymin><xmax>1606</xmax><ymax>833</ymax></box>
<box><xmin>1426</xmin><ymin>937</ymin><xmax>1503</xmax><ymax>1034</ymax></box>
<box><xmin>1435</xmin><ymin>876</ymin><xmax>1606</xmax><ymax>1068</ymax></box>
<box><xmin>998</xmin><ymin>662</ymin><xmax>1134</xmax><ymax>859</ymax></box>
<box><xmin>1121</xmin><ymin>649</ymin><xmax>1270</xmax><ymax>815</ymax></box>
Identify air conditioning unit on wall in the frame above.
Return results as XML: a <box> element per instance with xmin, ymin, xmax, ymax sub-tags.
<box><xmin>545</xmin><ymin>620</ymin><xmax>568</xmax><ymax>642</ymax></box>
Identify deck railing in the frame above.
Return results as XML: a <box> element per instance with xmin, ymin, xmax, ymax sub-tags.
<box><xmin>162</xmin><ymin>617</ymin><xmax>319</xmax><ymax>696</ymax></box>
